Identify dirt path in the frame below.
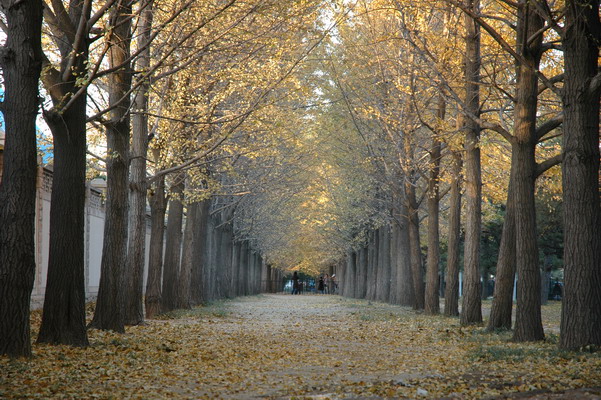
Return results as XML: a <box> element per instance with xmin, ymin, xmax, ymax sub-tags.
<box><xmin>2</xmin><ymin>294</ymin><xmax>600</xmax><ymax>399</ymax></box>
<box><xmin>157</xmin><ymin>294</ymin><xmax>599</xmax><ymax>399</ymax></box>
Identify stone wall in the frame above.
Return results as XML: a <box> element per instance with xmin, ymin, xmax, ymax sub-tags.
<box><xmin>29</xmin><ymin>166</ymin><xmax>152</xmax><ymax>309</ymax></box>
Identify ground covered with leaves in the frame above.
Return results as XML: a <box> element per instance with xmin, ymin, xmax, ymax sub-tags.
<box><xmin>1</xmin><ymin>295</ymin><xmax>600</xmax><ymax>399</ymax></box>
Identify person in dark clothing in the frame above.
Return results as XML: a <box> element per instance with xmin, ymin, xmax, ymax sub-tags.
<box><xmin>317</xmin><ymin>276</ymin><xmax>325</xmax><ymax>294</ymax></box>
<box><xmin>292</xmin><ymin>271</ymin><xmax>300</xmax><ymax>295</ymax></box>
<box><xmin>551</xmin><ymin>282</ymin><xmax>562</xmax><ymax>300</ymax></box>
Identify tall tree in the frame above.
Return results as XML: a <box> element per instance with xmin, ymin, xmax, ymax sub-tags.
<box><xmin>161</xmin><ymin>177</ymin><xmax>184</xmax><ymax>311</ymax></box>
<box><xmin>558</xmin><ymin>0</ymin><xmax>601</xmax><ymax>350</ymax></box>
<box><xmin>511</xmin><ymin>1</ymin><xmax>545</xmax><ymax>342</ymax></box>
<box><xmin>37</xmin><ymin>0</ymin><xmax>92</xmax><ymax>346</ymax></box>
<box><xmin>444</xmin><ymin>150</ymin><xmax>462</xmax><ymax>316</ymax></box>
<box><xmin>424</xmin><ymin>96</ymin><xmax>444</xmax><ymax>315</ymax></box>
<box><xmin>125</xmin><ymin>0</ymin><xmax>154</xmax><ymax>326</ymax></box>
<box><xmin>90</xmin><ymin>0</ymin><xmax>134</xmax><ymax>332</ymax></box>
<box><xmin>177</xmin><ymin>199</ymin><xmax>198</xmax><ymax>309</ymax></box>
<box><xmin>0</xmin><ymin>0</ymin><xmax>44</xmax><ymax>357</ymax></box>
<box><xmin>460</xmin><ymin>0</ymin><xmax>483</xmax><ymax>326</ymax></box>
<box><xmin>145</xmin><ymin>172</ymin><xmax>166</xmax><ymax>318</ymax></box>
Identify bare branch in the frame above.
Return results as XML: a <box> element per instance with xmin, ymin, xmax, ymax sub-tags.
<box><xmin>61</xmin><ymin>0</ymin><xmax>92</xmax><ymax>82</ymax></box>
<box><xmin>535</xmin><ymin>113</ymin><xmax>563</xmax><ymax>141</ymax></box>
<box><xmin>87</xmin><ymin>149</ymin><xmax>107</xmax><ymax>163</ymax></box>
<box><xmin>87</xmin><ymin>0</ymin><xmax>119</xmax><ymax>31</ymax></box>
<box><xmin>47</xmin><ymin>0</ymin><xmax>75</xmax><ymax>44</ymax></box>
<box><xmin>589</xmin><ymin>72</ymin><xmax>601</xmax><ymax>95</ymax></box>
<box><xmin>444</xmin><ymin>0</ymin><xmax>562</xmax><ymax>97</ymax></box>
<box><xmin>535</xmin><ymin>153</ymin><xmax>562</xmax><ymax>177</ymax></box>
<box><xmin>538</xmin><ymin>73</ymin><xmax>563</xmax><ymax>94</ymax></box>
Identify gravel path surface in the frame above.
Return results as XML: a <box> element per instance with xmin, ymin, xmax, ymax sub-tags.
<box><xmin>170</xmin><ymin>294</ymin><xmax>600</xmax><ymax>399</ymax></box>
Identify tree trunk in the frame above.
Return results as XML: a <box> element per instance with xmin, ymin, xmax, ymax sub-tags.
<box><xmin>145</xmin><ymin>174</ymin><xmax>166</xmax><ymax>318</ymax></box>
<box><xmin>37</xmin><ymin>0</ymin><xmax>90</xmax><ymax>347</ymax></box>
<box><xmin>444</xmin><ymin>151</ymin><xmax>462</xmax><ymax>317</ymax></box>
<box><xmin>559</xmin><ymin>0</ymin><xmax>601</xmax><ymax>350</ymax></box>
<box><xmin>40</xmin><ymin>106</ymin><xmax>90</xmax><ymax>343</ymax></box>
<box><xmin>376</xmin><ymin>226</ymin><xmax>391</xmax><ymax>302</ymax></box>
<box><xmin>232</xmin><ymin>242</ymin><xmax>242</xmax><ymax>297</ymax></box>
<box><xmin>512</xmin><ymin>2</ymin><xmax>545</xmax><ymax>342</ymax></box>
<box><xmin>204</xmin><ymin>216</ymin><xmax>217</xmax><ymax>300</ymax></box>
<box><xmin>161</xmin><ymin>179</ymin><xmax>184</xmax><ymax>311</ymax></box>
<box><xmin>425</xmin><ymin>132</ymin><xmax>442</xmax><ymax>315</ymax></box>
<box><xmin>124</xmin><ymin>0</ymin><xmax>153</xmax><ymax>326</ymax></box>
<box><xmin>391</xmin><ymin>184</ymin><xmax>415</xmax><ymax>308</ymax></box>
<box><xmin>239</xmin><ymin>241</ymin><xmax>249</xmax><ymax>297</ymax></box>
<box><xmin>356</xmin><ymin>246</ymin><xmax>368</xmax><ymax>299</ymax></box>
<box><xmin>390</xmin><ymin>221</ymin><xmax>399</xmax><ymax>304</ymax></box>
<box><xmin>90</xmin><ymin>4</ymin><xmax>133</xmax><ymax>332</ymax></box>
<box><xmin>220</xmin><ymin>221</ymin><xmax>233</xmax><ymax>298</ymax></box>
<box><xmin>0</xmin><ymin>0</ymin><xmax>44</xmax><ymax>357</ymax></box>
<box><xmin>177</xmin><ymin>201</ymin><xmax>198</xmax><ymax>309</ymax></box>
<box><xmin>513</xmin><ymin>142</ymin><xmax>544</xmax><ymax>341</ymax></box>
<box><xmin>261</xmin><ymin>258</ymin><xmax>268</xmax><ymax>293</ymax></box>
<box><xmin>487</xmin><ymin>179</ymin><xmax>516</xmax><ymax>330</ymax></box>
<box><xmin>365</xmin><ymin>230</ymin><xmax>378</xmax><ymax>301</ymax></box>
<box><xmin>191</xmin><ymin>198</ymin><xmax>210</xmax><ymax>305</ymax></box>
<box><xmin>212</xmin><ymin>218</ymin><xmax>225</xmax><ymax>298</ymax></box>
<box><xmin>346</xmin><ymin>250</ymin><xmax>357</xmax><ymax>298</ymax></box>
<box><xmin>407</xmin><ymin>184</ymin><xmax>424</xmax><ymax>310</ymax></box>
<box><xmin>352</xmin><ymin>251</ymin><xmax>360</xmax><ymax>297</ymax></box>
<box><xmin>460</xmin><ymin>0</ymin><xmax>483</xmax><ymax>326</ymax></box>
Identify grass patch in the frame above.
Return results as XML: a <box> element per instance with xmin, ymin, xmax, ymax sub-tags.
<box><xmin>157</xmin><ymin>300</ymin><xmax>230</xmax><ymax>320</ymax></box>
<box><xmin>468</xmin><ymin>343</ymin><xmax>601</xmax><ymax>363</ymax></box>
<box><xmin>469</xmin><ymin>345</ymin><xmax>540</xmax><ymax>362</ymax></box>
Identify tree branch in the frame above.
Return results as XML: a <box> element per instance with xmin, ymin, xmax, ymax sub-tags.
<box><xmin>61</xmin><ymin>0</ymin><xmax>92</xmax><ymax>82</ymax></box>
<box><xmin>535</xmin><ymin>153</ymin><xmax>562</xmax><ymax>177</ymax></box>
<box><xmin>589</xmin><ymin>72</ymin><xmax>601</xmax><ymax>95</ymax></box>
<box><xmin>535</xmin><ymin>113</ymin><xmax>563</xmax><ymax>141</ymax></box>
<box><xmin>444</xmin><ymin>0</ymin><xmax>562</xmax><ymax>97</ymax></box>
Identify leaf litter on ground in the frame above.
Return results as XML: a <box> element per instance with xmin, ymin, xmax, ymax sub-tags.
<box><xmin>1</xmin><ymin>294</ymin><xmax>600</xmax><ymax>399</ymax></box>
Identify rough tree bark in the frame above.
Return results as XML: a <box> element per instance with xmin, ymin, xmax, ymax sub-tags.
<box><xmin>365</xmin><ymin>230</ymin><xmax>378</xmax><ymax>301</ymax></box>
<box><xmin>389</xmin><ymin>223</ymin><xmax>399</xmax><ymax>304</ymax></box>
<box><xmin>406</xmin><ymin>181</ymin><xmax>424</xmax><ymax>310</ymax></box>
<box><xmin>396</xmin><ymin>198</ymin><xmax>415</xmax><ymax>307</ymax></box>
<box><xmin>37</xmin><ymin>0</ymin><xmax>91</xmax><ymax>345</ymax></box>
<box><xmin>425</xmin><ymin>102</ymin><xmax>443</xmax><ymax>315</ymax></box>
<box><xmin>145</xmin><ymin>174</ymin><xmax>166</xmax><ymax>318</ymax></box>
<box><xmin>124</xmin><ymin>0</ymin><xmax>154</xmax><ymax>326</ymax></box>
<box><xmin>346</xmin><ymin>250</ymin><xmax>357</xmax><ymax>298</ymax></box>
<box><xmin>177</xmin><ymin>200</ymin><xmax>198</xmax><ymax>309</ymax></box>
<box><xmin>161</xmin><ymin>178</ymin><xmax>184</xmax><ymax>312</ymax></box>
<box><xmin>90</xmin><ymin>2</ymin><xmax>133</xmax><ymax>332</ymax></box>
<box><xmin>0</xmin><ymin>0</ymin><xmax>44</xmax><ymax>357</ymax></box>
<box><xmin>559</xmin><ymin>0</ymin><xmax>601</xmax><ymax>350</ymax></box>
<box><xmin>511</xmin><ymin>2</ymin><xmax>545</xmax><ymax>342</ymax></box>
<box><xmin>219</xmin><ymin>216</ymin><xmax>233</xmax><ymax>298</ymax></box>
<box><xmin>444</xmin><ymin>151</ymin><xmax>462</xmax><ymax>317</ymax></box>
<box><xmin>356</xmin><ymin>246</ymin><xmax>368</xmax><ymax>299</ymax></box>
<box><xmin>460</xmin><ymin>0</ymin><xmax>483</xmax><ymax>326</ymax></box>
<box><xmin>232</xmin><ymin>241</ymin><xmax>242</xmax><ymax>297</ymax></box>
<box><xmin>376</xmin><ymin>226</ymin><xmax>391</xmax><ymax>302</ymax></box>
<box><xmin>191</xmin><ymin>198</ymin><xmax>210</xmax><ymax>305</ymax></box>
<box><xmin>487</xmin><ymin>180</ymin><xmax>516</xmax><ymax>330</ymax></box>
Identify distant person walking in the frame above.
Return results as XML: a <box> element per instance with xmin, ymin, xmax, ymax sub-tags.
<box><xmin>317</xmin><ymin>276</ymin><xmax>325</xmax><ymax>294</ymax></box>
<box><xmin>292</xmin><ymin>271</ymin><xmax>300</xmax><ymax>295</ymax></box>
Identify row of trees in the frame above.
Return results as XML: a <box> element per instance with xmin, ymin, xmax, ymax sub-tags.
<box><xmin>0</xmin><ymin>0</ymin><xmax>327</xmax><ymax>357</ymax></box>
<box><xmin>0</xmin><ymin>0</ymin><xmax>599</xmax><ymax>357</ymax></box>
<box><xmin>288</xmin><ymin>0</ymin><xmax>599</xmax><ymax>350</ymax></box>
